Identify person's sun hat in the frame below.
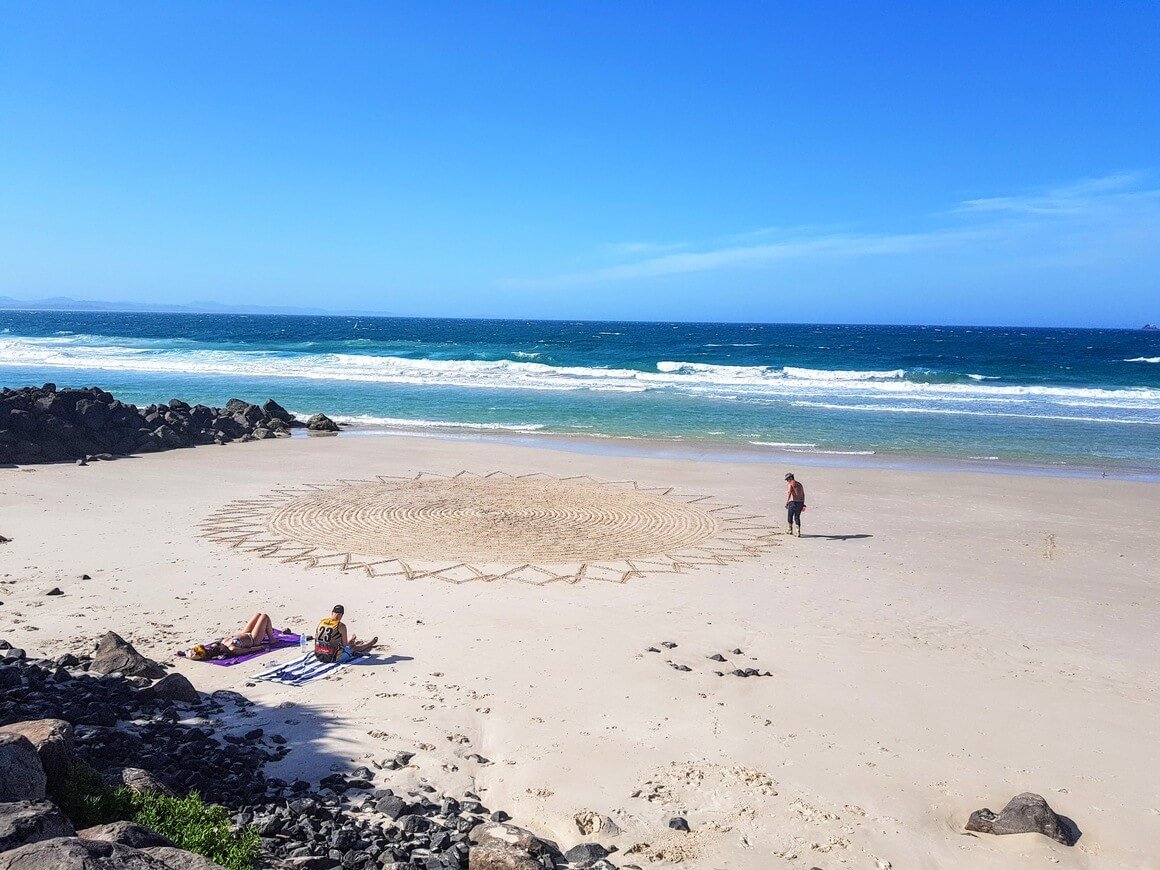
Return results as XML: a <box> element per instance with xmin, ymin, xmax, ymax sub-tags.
<box><xmin>784</xmin><ymin>473</ymin><xmax>794</xmax><ymax>480</ymax></box>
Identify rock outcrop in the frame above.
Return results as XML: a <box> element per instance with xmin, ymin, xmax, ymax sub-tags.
<box><xmin>0</xmin><ymin>721</ymin><xmax>72</xmax><ymax>797</ymax></box>
<box><xmin>89</xmin><ymin>632</ymin><xmax>166</xmax><ymax>680</ymax></box>
<box><xmin>966</xmin><ymin>792</ymin><xmax>1078</xmax><ymax>846</ymax></box>
<box><xmin>0</xmin><ymin>801</ymin><xmax>75</xmax><ymax>852</ymax></box>
<box><xmin>0</xmin><ymin>736</ymin><xmax>45</xmax><ymax>803</ymax></box>
<box><xmin>0</xmin><ymin>385</ymin><xmax>319</xmax><ymax>465</ymax></box>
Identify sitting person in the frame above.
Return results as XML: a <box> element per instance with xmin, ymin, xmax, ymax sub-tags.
<box><xmin>314</xmin><ymin>604</ymin><xmax>377</xmax><ymax>663</ymax></box>
<box><xmin>188</xmin><ymin>612</ymin><xmax>281</xmax><ymax>660</ymax></box>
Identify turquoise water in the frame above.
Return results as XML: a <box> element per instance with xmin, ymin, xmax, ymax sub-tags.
<box><xmin>1</xmin><ymin>312</ymin><xmax>1158</xmax><ymax>472</ymax></box>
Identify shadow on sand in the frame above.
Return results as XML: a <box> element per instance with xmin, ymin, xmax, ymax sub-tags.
<box><xmin>799</xmin><ymin>533</ymin><xmax>873</xmax><ymax>541</ymax></box>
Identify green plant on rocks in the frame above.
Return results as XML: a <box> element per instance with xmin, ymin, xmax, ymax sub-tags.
<box><xmin>56</xmin><ymin>762</ymin><xmax>260</xmax><ymax>870</ymax></box>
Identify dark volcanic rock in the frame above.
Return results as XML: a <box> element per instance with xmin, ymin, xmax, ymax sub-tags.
<box><xmin>140</xmin><ymin>672</ymin><xmax>200</xmax><ymax>704</ymax></box>
<box><xmin>667</xmin><ymin>816</ymin><xmax>690</xmax><ymax>832</ymax></box>
<box><xmin>0</xmin><ymin>719</ymin><xmax>74</xmax><ymax>795</ymax></box>
<box><xmin>0</xmin><ymin>733</ymin><xmax>46</xmax><ymax>802</ymax></box>
<box><xmin>90</xmin><ymin>631</ymin><xmax>166</xmax><ymax>679</ymax></box>
<box><xmin>305</xmin><ymin>413</ymin><xmax>340</xmax><ymax>432</ymax></box>
<box><xmin>564</xmin><ymin>842</ymin><xmax>610</xmax><ymax>863</ymax></box>
<box><xmin>0</xmin><ymin>385</ymin><xmax>323</xmax><ymax>464</ymax></box>
<box><xmin>0</xmin><ymin>801</ymin><xmax>75</xmax><ymax>851</ymax></box>
<box><xmin>77</xmin><ymin>821</ymin><xmax>174</xmax><ymax>849</ymax></box>
<box><xmin>965</xmin><ymin>792</ymin><xmax>1078</xmax><ymax>845</ymax></box>
<box><xmin>0</xmin><ymin>836</ymin><xmax>173</xmax><ymax>869</ymax></box>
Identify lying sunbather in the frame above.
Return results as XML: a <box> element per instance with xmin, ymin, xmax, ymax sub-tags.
<box><xmin>188</xmin><ymin>612</ymin><xmax>282</xmax><ymax>660</ymax></box>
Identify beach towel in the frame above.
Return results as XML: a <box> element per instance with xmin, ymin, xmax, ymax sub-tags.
<box><xmin>252</xmin><ymin>650</ymin><xmax>362</xmax><ymax>686</ymax></box>
<box><xmin>202</xmin><ymin>629</ymin><xmax>302</xmax><ymax>667</ymax></box>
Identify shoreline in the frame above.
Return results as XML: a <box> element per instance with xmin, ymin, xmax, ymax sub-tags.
<box><xmin>332</xmin><ymin>422</ymin><xmax>1160</xmax><ymax>483</ymax></box>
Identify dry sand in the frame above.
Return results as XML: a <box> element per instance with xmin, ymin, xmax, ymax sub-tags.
<box><xmin>2</xmin><ymin>433</ymin><xmax>1158</xmax><ymax>868</ymax></box>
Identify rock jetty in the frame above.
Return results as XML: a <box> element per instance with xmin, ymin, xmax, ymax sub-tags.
<box><xmin>0</xmin><ymin>385</ymin><xmax>340</xmax><ymax>465</ymax></box>
<box><xmin>0</xmin><ymin>638</ymin><xmax>622</xmax><ymax>869</ymax></box>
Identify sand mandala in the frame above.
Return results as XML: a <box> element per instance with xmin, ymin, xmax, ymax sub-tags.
<box><xmin>198</xmin><ymin>471</ymin><xmax>780</xmax><ymax>584</ymax></box>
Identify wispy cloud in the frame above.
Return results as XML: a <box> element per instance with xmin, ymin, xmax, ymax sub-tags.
<box><xmin>957</xmin><ymin>172</ymin><xmax>1159</xmax><ymax>216</ymax></box>
<box><xmin>505</xmin><ymin>172</ymin><xmax>1159</xmax><ymax>288</ymax></box>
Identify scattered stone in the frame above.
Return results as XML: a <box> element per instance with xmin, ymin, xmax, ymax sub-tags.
<box><xmin>90</xmin><ymin>631</ymin><xmax>166</xmax><ymax>679</ymax></box>
<box><xmin>668</xmin><ymin>663</ymin><xmax>692</xmax><ymax>672</ymax></box>
<box><xmin>659</xmin><ymin>642</ymin><xmax>677</xmax><ymax>649</ymax></box>
<box><xmin>965</xmin><ymin>792</ymin><xmax>1078</xmax><ymax>846</ymax></box>
<box><xmin>730</xmin><ymin>648</ymin><xmax>743</xmax><ymax>655</ymax></box>
<box><xmin>564</xmin><ymin>842</ymin><xmax>610</xmax><ymax>863</ymax></box>
<box><xmin>574</xmin><ymin>811</ymin><xmax>621</xmax><ymax>837</ymax></box>
<box><xmin>707</xmin><ymin>653</ymin><xmax>726</xmax><ymax>662</ymax></box>
<box><xmin>80</xmin><ymin>574</ymin><xmax>91</xmax><ymax>580</ymax></box>
<box><xmin>44</xmin><ymin>588</ymin><xmax>64</xmax><ymax>596</ymax></box>
<box><xmin>645</xmin><ymin>647</ymin><xmax>660</xmax><ymax>653</ymax></box>
<box><xmin>667</xmin><ymin>816</ymin><xmax>690</xmax><ymax>832</ymax></box>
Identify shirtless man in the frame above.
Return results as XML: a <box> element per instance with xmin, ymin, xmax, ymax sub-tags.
<box><xmin>784</xmin><ymin>472</ymin><xmax>805</xmax><ymax>537</ymax></box>
<box><xmin>314</xmin><ymin>604</ymin><xmax>378</xmax><ymax>663</ymax></box>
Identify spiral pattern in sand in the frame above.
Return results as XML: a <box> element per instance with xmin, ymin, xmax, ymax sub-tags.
<box><xmin>264</xmin><ymin>477</ymin><xmax>719</xmax><ymax>562</ymax></box>
<box><xmin>199</xmin><ymin>471</ymin><xmax>780</xmax><ymax>584</ymax></box>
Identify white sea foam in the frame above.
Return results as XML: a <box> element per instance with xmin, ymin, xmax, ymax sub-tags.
<box><xmin>305</xmin><ymin>413</ymin><xmax>547</xmax><ymax>433</ymax></box>
<box><xmin>1124</xmin><ymin>356</ymin><xmax>1160</xmax><ymax>363</ymax></box>
<box><xmin>748</xmin><ymin>441</ymin><xmax>818</xmax><ymax>448</ymax></box>
<box><xmin>2</xmin><ymin>335</ymin><xmax>1159</xmax><ymax>415</ymax></box>
<box><xmin>792</xmin><ymin>401</ymin><xmax>1160</xmax><ymax>425</ymax></box>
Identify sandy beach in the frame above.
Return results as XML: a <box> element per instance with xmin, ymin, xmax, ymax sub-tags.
<box><xmin>2</xmin><ymin>432</ymin><xmax>1158</xmax><ymax>869</ymax></box>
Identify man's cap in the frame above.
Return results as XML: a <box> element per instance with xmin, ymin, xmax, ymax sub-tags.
<box><xmin>332</xmin><ymin>604</ymin><xmax>344</xmax><ymax>614</ymax></box>
<box><xmin>784</xmin><ymin>473</ymin><xmax>794</xmax><ymax>480</ymax></box>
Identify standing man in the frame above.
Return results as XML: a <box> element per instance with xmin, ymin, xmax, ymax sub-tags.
<box><xmin>784</xmin><ymin>473</ymin><xmax>805</xmax><ymax>536</ymax></box>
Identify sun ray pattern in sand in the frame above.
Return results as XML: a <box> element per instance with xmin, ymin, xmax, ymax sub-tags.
<box><xmin>197</xmin><ymin>471</ymin><xmax>780</xmax><ymax>584</ymax></box>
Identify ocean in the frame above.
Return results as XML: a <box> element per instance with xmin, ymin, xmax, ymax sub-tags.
<box><xmin>1</xmin><ymin>311</ymin><xmax>1158</xmax><ymax>475</ymax></box>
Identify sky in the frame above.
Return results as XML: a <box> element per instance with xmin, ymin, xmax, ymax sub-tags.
<box><xmin>0</xmin><ymin>2</ymin><xmax>1157</xmax><ymax>326</ymax></box>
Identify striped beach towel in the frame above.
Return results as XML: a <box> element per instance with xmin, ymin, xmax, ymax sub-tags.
<box><xmin>252</xmin><ymin>651</ymin><xmax>359</xmax><ymax>686</ymax></box>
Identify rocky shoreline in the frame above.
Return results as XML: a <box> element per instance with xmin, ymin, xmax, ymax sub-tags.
<box><xmin>0</xmin><ymin>635</ymin><xmax>623</xmax><ymax>870</ymax></box>
<box><xmin>0</xmin><ymin>384</ymin><xmax>340</xmax><ymax>466</ymax></box>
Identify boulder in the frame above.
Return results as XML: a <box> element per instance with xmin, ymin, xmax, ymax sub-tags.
<box><xmin>139</xmin><ymin>673</ymin><xmax>199</xmax><ymax>704</ymax></box>
<box><xmin>574</xmin><ymin>811</ymin><xmax>621</xmax><ymax>838</ymax></box>
<box><xmin>468</xmin><ymin>823</ymin><xmax>553</xmax><ymax>869</ymax></box>
<box><xmin>77</xmin><ymin>821</ymin><xmax>174</xmax><ymax>849</ymax></box>
<box><xmin>90</xmin><ymin>632</ymin><xmax>166</xmax><ymax>679</ymax></box>
<box><xmin>262</xmin><ymin>399</ymin><xmax>293</xmax><ymax>423</ymax></box>
<box><xmin>143</xmin><ymin>846</ymin><xmax>227</xmax><ymax>869</ymax></box>
<box><xmin>102</xmin><ymin>767</ymin><xmax>174</xmax><ymax>796</ymax></box>
<box><xmin>0</xmin><ymin>801</ymin><xmax>75</xmax><ymax>851</ymax></box>
<box><xmin>965</xmin><ymin>792</ymin><xmax>1078</xmax><ymax>846</ymax></box>
<box><xmin>305</xmin><ymin>413</ymin><xmax>339</xmax><ymax>432</ymax></box>
<box><xmin>0</xmin><ymin>734</ymin><xmax>46</xmax><ymax>802</ymax></box>
<box><xmin>564</xmin><ymin>843</ymin><xmax>610</xmax><ymax>863</ymax></box>
<box><xmin>468</xmin><ymin>844</ymin><xmax>543</xmax><ymax>870</ymax></box>
<box><xmin>0</xmin><ymin>720</ymin><xmax>73</xmax><ymax>795</ymax></box>
<box><xmin>0</xmin><ymin>837</ymin><xmax>172</xmax><ymax>869</ymax></box>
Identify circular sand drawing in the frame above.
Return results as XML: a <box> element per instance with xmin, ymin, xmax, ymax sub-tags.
<box><xmin>199</xmin><ymin>472</ymin><xmax>779</xmax><ymax>585</ymax></box>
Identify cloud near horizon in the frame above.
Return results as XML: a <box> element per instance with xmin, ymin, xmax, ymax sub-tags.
<box><xmin>504</xmin><ymin>173</ymin><xmax>1160</xmax><ymax>289</ymax></box>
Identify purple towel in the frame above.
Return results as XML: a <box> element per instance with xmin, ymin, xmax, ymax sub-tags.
<box><xmin>201</xmin><ymin>629</ymin><xmax>302</xmax><ymax>666</ymax></box>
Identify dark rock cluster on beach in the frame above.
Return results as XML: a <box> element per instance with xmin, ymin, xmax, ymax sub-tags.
<box><xmin>0</xmin><ymin>384</ymin><xmax>341</xmax><ymax>465</ymax></box>
<box><xmin>0</xmin><ymin>635</ymin><xmax>623</xmax><ymax>869</ymax></box>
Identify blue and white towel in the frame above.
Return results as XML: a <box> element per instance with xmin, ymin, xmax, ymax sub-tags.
<box><xmin>253</xmin><ymin>652</ymin><xmax>356</xmax><ymax>686</ymax></box>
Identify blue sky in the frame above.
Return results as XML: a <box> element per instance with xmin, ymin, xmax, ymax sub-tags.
<box><xmin>1</xmin><ymin>2</ymin><xmax>1157</xmax><ymax>325</ymax></box>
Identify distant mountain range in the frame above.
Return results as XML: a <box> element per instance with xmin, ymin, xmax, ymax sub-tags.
<box><xmin>0</xmin><ymin>295</ymin><xmax>398</xmax><ymax>317</ymax></box>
